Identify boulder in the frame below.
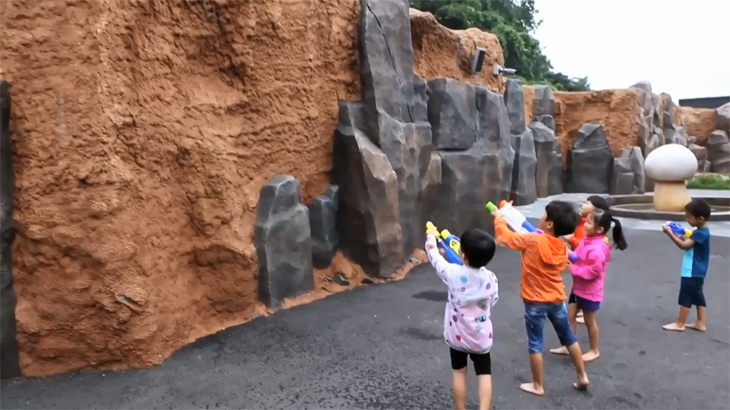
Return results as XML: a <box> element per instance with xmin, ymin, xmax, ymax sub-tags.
<box><xmin>532</xmin><ymin>85</ymin><xmax>555</xmax><ymax>117</ymax></box>
<box><xmin>630</xmin><ymin>81</ymin><xmax>652</xmax><ymax>94</ymax></box>
<box><xmin>0</xmin><ymin>80</ymin><xmax>20</xmax><ymax>379</ymax></box>
<box><xmin>651</xmin><ymin>93</ymin><xmax>663</xmax><ymax>128</ymax></box>
<box><xmin>565</xmin><ymin>123</ymin><xmax>613</xmax><ymax>193</ymax></box>
<box><xmin>412</xmin><ymin>75</ymin><xmax>428</xmax><ymax>122</ymax></box>
<box><xmin>535</xmin><ymin>114</ymin><xmax>555</xmax><ymax>131</ymax></box>
<box><xmin>358</xmin><ymin>0</ymin><xmax>415</xmax><ymax>132</ymax></box>
<box><xmin>706</xmin><ymin>130</ymin><xmax>730</xmax><ymax>174</ymax></box>
<box><xmin>309</xmin><ymin>185</ymin><xmax>339</xmax><ymax>269</ymax></box>
<box><xmin>611</xmin><ymin>147</ymin><xmax>645</xmax><ymax>195</ymax></box>
<box><xmin>427</xmin><ymin>78</ymin><xmax>478</xmax><ymax>150</ymax></box>
<box><xmin>432</xmin><ymin>86</ymin><xmax>514</xmax><ymax>235</ymax></box>
<box><xmin>665</xmin><ymin>125</ymin><xmax>688</xmax><ymax>146</ymax></box>
<box><xmin>332</xmin><ymin>102</ymin><xmax>403</xmax><ymax>278</ymax></box>
<box><xmin>254</xmin><ymin>175</ymin><xmax>314</xmax><ymax>309</ymax></box>
<box><xmin>688</xmin><ymin>143</ymin><xmax>708</xmax><ymax>172</ymax></box>
<box><xmin>504</xmin><ymin>79</ymin><xmax>526</xmax><ymax>134</ymax></box>
<box><xmin>509</xmin><ymin>129</ymin><xmax>537</xmax><ymax>205</ymax></box>
<box><xmin>417</xmin><ymin>151</ymin><xmax>442</xmax><ymax>236</ymax></box>
<box><xmin>661</xmin><ymin>93</ymin><xmax>675</xmax><ymax>130</ymax></box>
<box><xmin>530</xmin><ymin>121</ymin><xmax>561</xmax><ymax>197</ymax></box>
<box><xmin>716</xmin><ymin>102</ymin><xmax>730</xmax><ymax>134</ymax></box>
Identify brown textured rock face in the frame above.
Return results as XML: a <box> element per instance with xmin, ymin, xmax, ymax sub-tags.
<box><xmin>409</xmin><ymin>9</ymin><xmax>505</xmax><ymax>93</ymax></box>
<box><xmin>1</xmin><ymin>0</ymin><xmax>359</xmax><ymax>377</ymax></box>
<box><xmin>552</xmin><ymin>91</ymin><xmax>640</xmax><ymax>163</ymax></box>
<box><xmin>676</xmin><ymin>106</ymin><xmax>717</xmax><ymax>144</ymax></box>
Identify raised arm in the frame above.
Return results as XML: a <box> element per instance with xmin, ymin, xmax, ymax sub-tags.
<box><xmin>425</xmin><ymin>234</ymin><xmax>452</xmax><ymax>284</ymax></box>
<box><xmin>493</xmin><ymin>215</ymin><xmax>532</xmax><ymax>251</ymax></box>
<box><xmin>570</xmin><ymin>249</ymin><xmax>607</xmax><ymax>281</ymax></box>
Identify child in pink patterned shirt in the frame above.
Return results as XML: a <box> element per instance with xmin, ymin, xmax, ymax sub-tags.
<box><xmin>425</xmin><ymin>226</ymin><xmax>499</xmax><ymax>410</ymax></box>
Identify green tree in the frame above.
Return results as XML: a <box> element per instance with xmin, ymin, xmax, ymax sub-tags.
<box><xmin>410</xmin><ymin>0</ymin><xmax>590</xmax><ymax>91</ymax></box>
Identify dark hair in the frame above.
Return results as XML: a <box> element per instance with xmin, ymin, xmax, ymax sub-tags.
<box><xmin>460</xmin><ymin>228</ymin><xmax>496</xmax><ymax>268</ymax></box>
<box><xmin>592</xmin><ymin>209</ymin><xmax>627</xmax><ymax>251</ymax></box>
<box><xmin>685</xmin><ymin>198</ymin><xmax>711</xmax><ymax>220</ymax></box>
<box><xmin>545</xmin><ymin>200</ymin><xmax>579</xmax><ymax>237</ymax></box>
<box><xmin>587</xmin><ymin>195</ymin><xmax>610</xmax><ymax>212</ymax></box>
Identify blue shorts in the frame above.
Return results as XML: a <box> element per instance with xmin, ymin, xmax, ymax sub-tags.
<box><xmin>678</xmin><ymin>277</ymin><xmax>706</xmax><ymax>308</ymax></box>
<box><xmin>568</xmin><ymin>292</ymin><xmax>601</xmax><ymax>312</ymax></box>
<box><xmin>524</xmin><ymin>302</ymin><xmax>577</xmax><ymax>354</ymax></box>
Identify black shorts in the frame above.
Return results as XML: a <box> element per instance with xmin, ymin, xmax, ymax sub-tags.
<box><xmin>449</xmin><ymin>348</ymin><xmax>491</xmax><ymax>376</ymax></box>
<box><xmin>678</xmin><ymin>277</ymin><xmax>706</xmax><ymax>308</ymax></box>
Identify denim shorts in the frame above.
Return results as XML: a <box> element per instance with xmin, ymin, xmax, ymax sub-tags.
<box><xmin>524</xmin><ymin>301</ymin><xmax>577</xmax><ymax>354</ymax></box>
<box><xmin>678</xmin><ymin>277</ymin><xmax>706</xmax><ymax>308</ymax></box>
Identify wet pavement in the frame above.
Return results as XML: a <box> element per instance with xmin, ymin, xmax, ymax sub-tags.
<box><xmin>2</xmin><ymin>226</ymin><xmax>729</xmax><ymax>409</ymax></box>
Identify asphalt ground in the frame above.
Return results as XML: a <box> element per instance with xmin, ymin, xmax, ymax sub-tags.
<box><xmin>1</xmin><ymin>228</ymin><xmax>729</xmax><ymax>410</ymax></box>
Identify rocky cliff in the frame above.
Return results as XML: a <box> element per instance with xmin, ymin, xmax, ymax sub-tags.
<box><xmin>1</xmin><ymin>0</ymin><xmax>724</xmax><ymax>379</ymax></box>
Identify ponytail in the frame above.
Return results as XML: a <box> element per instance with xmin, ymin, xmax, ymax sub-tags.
<box><xmin>610</xmin><ymin>216</ymin><xmax>628</xmax><ymax>251</ymax></box>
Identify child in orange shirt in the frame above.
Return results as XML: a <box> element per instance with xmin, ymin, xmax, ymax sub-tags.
<box><xmin>492</xmin><ymin>200</ymin><xmax>589</xmax><ymax>396</ymax></box>
<box><xmin>566</xmin><ymin>196</ymin><xmax>610</xmax><ymax>324</ymax></box>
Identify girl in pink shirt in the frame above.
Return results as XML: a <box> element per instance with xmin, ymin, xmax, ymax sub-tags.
<box><xmin>550</xmin><ymin>208</ymin><xmax>627</xmax><ymax>362</ymax></box>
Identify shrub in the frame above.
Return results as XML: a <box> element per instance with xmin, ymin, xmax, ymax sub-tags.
<box><xmin>687</xmin><ymin>173</ymin><xmax>730</xmax><ymax>190</ymax></box>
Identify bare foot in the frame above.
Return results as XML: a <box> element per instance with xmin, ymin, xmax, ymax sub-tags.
<box><xmin>686</xmin><ymin>323</ymin><xmax>707</xmax><ymax>332</ymax></box>
<box><xmin>582</xmin><ymin>350</ymin><xmax>600</xmax><ymax>362</ymax></box>
<box><xmin>576</xmin><ymin>316</ymin><xmax>585</xmax><ymax>324</ymax></box>
<box><xmin>519</xmin><ymin>382</ymin><xmax>544</xmax><ymax>396</ymax></box>
<box><xmin>572</xmin><ymin>374</ymin><xmax>590</xmax><ymax>391</ymax></box>
<box><xmin>662</xmin><ymin>322</ymin><xmax>685</xmax><ymax>332</ymax></box>
<box><xmin>549</xmin><ymin>346</ymin><xmax>569</xmax><ymax>355</ymax></box>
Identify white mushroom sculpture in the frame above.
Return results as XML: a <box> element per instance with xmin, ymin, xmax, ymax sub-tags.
<box><xmin>644</xmin><ymin>143</ymin><xmax>698</xmax><ymax>212</ymax></box>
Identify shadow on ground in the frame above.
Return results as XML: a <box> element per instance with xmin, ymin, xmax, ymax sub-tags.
<box><xmin>2</xmin><ymin>229</ymin><xmax>729</xmax><ymax>409</ymax></box>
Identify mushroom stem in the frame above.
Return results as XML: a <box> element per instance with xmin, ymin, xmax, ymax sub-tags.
<box><xmin>653</xmin><ymin>181</ymin><xmax>692</xmax><ymax>212</ymax></box>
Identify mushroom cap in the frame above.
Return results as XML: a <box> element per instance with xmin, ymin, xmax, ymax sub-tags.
<box><xmin>644</xmin><ymin>143</ymin><xmax>698</xmax><ymax>181</ymax></box>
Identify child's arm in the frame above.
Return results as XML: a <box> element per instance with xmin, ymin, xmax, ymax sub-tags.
<box><xmin>492</xmin><ymin>215</ymin><xmax>532</xmax><ymax>251</ymax></box>
<box><xmin>662</xmin><ymin>224</ymin><xmax>698</xmax><ymax>250</ymax></box>
<box><xmin>486</xmin><ymin>270</ymin><xmax>499</xmax><ymax>307</ymax></box>
<box><xmin>570</xmin><ymin>250</ymin><xmax>606</xmax><ymax>281</ymax></box>
<box><xmin>425</xmin><ymin>233</ymin><xmax>452</xmax><ymax>284</ymax></box>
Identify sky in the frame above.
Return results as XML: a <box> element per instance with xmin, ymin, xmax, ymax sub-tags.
<box><xmin>533</xmin><ymin>0</ymin><xmax>730</xmax><ymax>100</ymax></box>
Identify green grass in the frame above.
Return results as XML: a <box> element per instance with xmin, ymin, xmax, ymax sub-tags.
<box><xmin>687</xmin><ymin>173</ymin><xmax>730</xmax><ymax>190</ymax></box>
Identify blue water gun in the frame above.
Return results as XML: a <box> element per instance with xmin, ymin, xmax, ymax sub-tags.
<box><xmin>666</xmin><ymin>222</ymin><xmax>691</xmax><ymax>237</ymax></box>
<box><xmin>426</xmin><ymin>222</ymin><xmax>463</xmax><ymax>265</ymax></box>
<box><xmin>440</xmin><ymin>229</ymin><xmax>461</xmax><ymax>257</ymax></box>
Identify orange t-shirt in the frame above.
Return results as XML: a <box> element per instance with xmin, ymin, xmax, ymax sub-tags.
<box><xmin>568</xmin><ymin>217</ymin><xmax>587</xmax><ymax>249</ymax></box>
<box><xmin>494</xmin><ymin>216</ymin><xmax>568</xmax><ymax>303</ymax></box>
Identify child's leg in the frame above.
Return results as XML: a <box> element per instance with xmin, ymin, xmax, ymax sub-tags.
<box><xmin>449</xmin><ymin>348</ymin><xmax>468</xmax><ymax>410</ymax></box>
<box><xmin>547</xmin><ymin>302</ymin><xmax>589</xmax><ymax>390</ymax></box>
<box><xmin>687</xmin><ymin>278</ymin><xmax>707</xmax><ymax>331</ymax></box>
<box><xmin>522</xmin><ymin>303</ymin><xmax>547</xmax><ymax>396</ymax></box>
<box><xmin>470</xmin><ymin>353</ymin><xmax>492</xmax><ymax>410</ymax></box>
<box><xmin>664</xmin><ymin>278</ymin><xmax>694</xmax><ymax>331</ymax></box>
<box><xmin>550</xmin><ymin>297</ymin><xmax>578</xmax><ymax>355</ymax></box>
<box><xmin>582</xmin><ymin>309</ymin><xmax>600</xmax><ymax>362</ymax></box>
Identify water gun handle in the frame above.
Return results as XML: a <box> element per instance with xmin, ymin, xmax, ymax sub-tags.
<box><xmin>667</xmin><ymin>222</ymin><xmax>691</xmax><ymax>237</ymax></box>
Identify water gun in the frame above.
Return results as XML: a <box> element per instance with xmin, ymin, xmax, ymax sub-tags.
<box><xmin>440</xmin><ymin>229</ymin><xmax>461</xmax><ymax>257</ymax></box>
<box><xmin>426</xmin><ymin>222</ymin><xmax>463</xmax><ymax>265</ymax></box>
<box><xmin>486</xmin><ymin>200</ymin><xmax>578</xmax><ymax>262</ymax></box>
<box><xmin>666</xmin><ymin>222</ymin><xmax>691</xmax><ymax>237</ymax></box>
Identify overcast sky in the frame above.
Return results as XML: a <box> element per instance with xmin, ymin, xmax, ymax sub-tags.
<box><xmin>533</xmin><ymin>0</ymin><xmax>730</xmax><ymax>100</ymax></box>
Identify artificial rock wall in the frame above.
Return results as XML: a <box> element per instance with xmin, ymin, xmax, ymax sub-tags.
<box><xmin>1</xmin><ymin>0</ymin><xmax>726</xmax><ymax>378</ymax></box>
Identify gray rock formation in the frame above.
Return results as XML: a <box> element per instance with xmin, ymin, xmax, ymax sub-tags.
<box><xmin>309</xmin><ymin>185</ymin><xmax>339</xmax><ymax>269</ymax></box>
<box><xmin>427</xmin><ymin>78</ymin><xmax>478</xmax><ymax>150</ymax></box>
<box><xmin>688</xmin><ymin>143</ymin><xmax>709</xmax><ymax>172</ymax></box>
<box><xmin>504</xmin><ymin>79</ymin><xmax>526</xmax><ymax>134</ymax></box>
<box><xmin>412</xmin><ymin>75</ymin><xmax>428</xmax><ymax>123</ymax></box>
<box><xmin>432</xmin><ymin>86</ymin><xmax>514</xmax><ymax>235</ymax></box>
<box><xmin>358</xmin><ymin>0</ymin><xmax>415</xmax><ymax>132</ymax></box>
<box><xmin>565</xmin><ymin>123</ymin><xmax>613</xmax><ymax>193</ymax></box>
<box><xmin>535</xmin><ymin>114</ymin><xmax>555</xmax><ymax>131</ymax></box>
<box><xmin>417</xmin><ymin>151</ymin><xmax>442</xmax><ymax>236</ymax></box>
<box><xmin>611</xmin><ymin>147</ymin><xmax>645</xmax><ymax>195</ymax></box>
<box><xmin>717</xmin><ymin>102</ymin><xmax>730</xmax><ymax>134</ymax></box>
<box><xmin>532</xmin><ymin>85</ymin><xmax>555</xmax><ymax>118</ymax></box>
<box><xmin>530</xmin><ymin>121</ymin><xmax>562</xmax><ymax>197</ymax></box>
<box><xmin>707</xmin><ymin>130</ymin><xmax>730</xmax><ymax>174</ymax></box>
<box><xmin>254</xmin><ymin>175</ymin><xmax>314</xmax><ymax>309</ymax></box>
<box><xmin>0</xmin><ymin>80</ymin><xmax>20</xmax><ymax>379</ymax></box>
<box><xmin>509</xmin><ymin>129</ymin><xmax>537</xmax><ymax>205</ymax></box>
<box><xmin>332</xmin><ymin>101</ymin><xmax>403</xmax><ymax>278</ymax></box>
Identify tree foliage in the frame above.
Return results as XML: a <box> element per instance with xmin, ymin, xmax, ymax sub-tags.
<box><xmin>410</xmin><ymin>0</ymin><xmax>590</xmax><ymax>91</ymax></box>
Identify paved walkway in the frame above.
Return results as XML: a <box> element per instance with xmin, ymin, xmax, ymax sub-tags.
<box><xmin>2</xmin><ymin>228</ymin><xmax>728</xmax><ymax>409</ymax></box>
<box><xmin>516</xmin><ymin>189</ymin><xmax>730</xmax><ymax>238</ymax></box>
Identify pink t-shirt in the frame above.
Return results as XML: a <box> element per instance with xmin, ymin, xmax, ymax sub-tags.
<box><xmin>425</xmin><ymin>234</ymin><xmax>499</xmax><ymax>354</ymax></box>
<box><xmin>570</xmin><ymin>235</ymin><xmax>611</xmax><ymax>302</ymax></box>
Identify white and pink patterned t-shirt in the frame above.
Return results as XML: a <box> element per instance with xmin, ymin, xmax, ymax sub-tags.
<box><xmin>425</xmin><ymin>234</ymin><xmax>499</xmax><ymax>354</ymax></box>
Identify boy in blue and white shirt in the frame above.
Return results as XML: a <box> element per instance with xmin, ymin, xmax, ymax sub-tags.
<box><xmin>661</xmin><ymin>199</ymin><xmax>712</xmax><ymax>332</ymax></box>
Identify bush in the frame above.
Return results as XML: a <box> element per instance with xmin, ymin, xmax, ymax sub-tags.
<box><xmin>687</xmin><ymin>173</ymin><xmax>730</xmax><ymax>190</ymax></box>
